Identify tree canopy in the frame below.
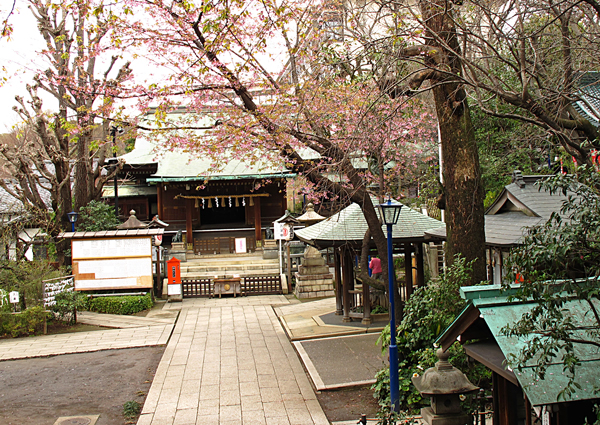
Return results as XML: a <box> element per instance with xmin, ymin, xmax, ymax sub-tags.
<box><xmin>0</xmin><ymin>0</ymin><xmax>132</xmax><ymax>264</ymax></box>
<box><xmin>503</xmin><ymin>168</ymin><xmax>600</xmax><ymax>399</ymax></box>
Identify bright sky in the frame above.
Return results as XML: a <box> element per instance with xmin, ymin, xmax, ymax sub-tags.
<box><xmin>0</xmin><ymin>0</ymin><xmax>295</xmax><ymax>134</ymax></box>
<box><xmin>0</xmin><ymin>0</ymin><xmax>51</xmax><ymax>132</ymax></box>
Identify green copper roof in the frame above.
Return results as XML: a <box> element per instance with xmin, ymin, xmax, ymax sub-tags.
<box><xmin>439</xmin><ymin>284</ymin><xmax>600</xmax><ymax>406</ymax></box>
<box><xmin>294</xmin><ymin>200</ymin><xmax>444</xmax><ymax>248</ymax></box>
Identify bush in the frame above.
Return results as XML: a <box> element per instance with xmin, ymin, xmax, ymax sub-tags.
<box><xmin>77</xmin><ymin>200</ymin><xmax>120</xmax><ymax>232</ymax></box>
<box><xmin>0</xmin><ymin>306</ymin><xmax>50</xmax><ymax>338</ymax></box>
<box><xmin>0</xmin><ymin>260</ymin><xmax>67</xmax><ymax>309</ymax></box>
<box><xmin>373</xmin><ymin>256</ymin><xmax>491</xmax><ymax>415</ymax></box>
<box><xmin>51</xmin><ymin>290</ymin><xmax>88</xmax><ymax>325</ymax></box>
<box><xmin>86</xmin><ymin>294</ymin><xmax>153</xmax><ymax>315</ymax></box>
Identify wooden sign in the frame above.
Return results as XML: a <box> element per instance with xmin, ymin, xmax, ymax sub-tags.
<box><xmin>72</xmin><ymin>236</ymin><xmax>153</xmax><ymax>291</ymax></box>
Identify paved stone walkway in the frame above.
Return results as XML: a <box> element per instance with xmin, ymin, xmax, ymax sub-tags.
<box><xmin>138</xmin><ymin>297</ymin><xmax>329</xmax><ymax>425</ymax></box>
<box><xmin>0</xmin><ymin>296</ymin><xmax>333</xmax><ymax>424</ymax></box>
<box><xmin>0</xmin><ymin>313</ymin><xmax>175</xmax><ymax>361</ymax></box>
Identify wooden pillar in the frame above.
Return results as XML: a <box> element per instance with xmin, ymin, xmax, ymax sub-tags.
<box><xmin>416</xmin><ymin>243</ymin><xmax>425</xmax><ymax>287</ymax></box>
<box><xmin>285</xmin><ymin>242</ymin><xmax>292</xmax><ymax>293</ymax></box>
<box><xmin>185</xmin><ymin>198</ymin><xmax>193</xmax><ymax>249</ymax></box>
<box><xmin>342</xmin><ymin>248</ymin><xmax>352</xmax><ymax>322</ymax></box>
<box><xmin>157</xmin><ymin>183</ymin><xmax>164</xmax><ymax>219</ymax></box>
<box><xmin>404</xmin><ymin>243</ymin><xmax>413</xmax><ymax>300</ymax></box>
<box><xmin>493</xmin><ymin>371</ymin><xmax>519</xmax><ymax>425</ymax></box>
<box><xmin>361</xmin><ymin>280</ymin><xmax>371</xmax><ymax>325</ymax></box>
<box><xmin>334</xmin><ymin>247</ymin><xmax>343</xmax><ymax>315</ymax></box>
<box><xmin>492</xmin><ymin>372</ymin><xmax>500</xmax><ymax>425</ymax></box>
<box><xmin>254</xmin><ymin>197</ymin><xmax>262</xmax><ymax>242</ymax></box>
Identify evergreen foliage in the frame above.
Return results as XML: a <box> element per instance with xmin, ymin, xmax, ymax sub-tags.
<box><xmin>77</xmin><ymin>200</ymin><xmax>120</xmax><ymax>232</ymax></box>
<box><xmin>503</xmin><ymin>168</ymin><xmax>600</xmax><ymax>400</ymax></box>
<box><xmin>86</xmin><ymin>294</ymin><xmax>153</xmax><ymax>315</ymax></box>
<box><xmin>373</xmin><ymin>257</ymin><xmax>490</xmax><ymax>417</ymax></box>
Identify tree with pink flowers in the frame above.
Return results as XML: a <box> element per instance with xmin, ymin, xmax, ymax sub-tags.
<box><xmin>114</xmin><ymin>0</ymin><xmax>435</xmax><ymax>313</ymax></box>
<box><xmin>1</xmin><ymin>0</ymin><xmax>132</xmax><ymax>264</ymax></box>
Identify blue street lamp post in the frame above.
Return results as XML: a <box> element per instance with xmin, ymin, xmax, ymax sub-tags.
<box><xmin>109</xmin><ymin>125</ymin><xmax>123</xmax><ymax>219</ymax></box>
<box><xmin>67</xmin><ymin>211</ymin><xmax>79</xmax><ymax>232</ymax></box>
<box><xmin>379</xmin><ymin>199</ymin><xmax>403</xmax><ymax>413</ymax></box>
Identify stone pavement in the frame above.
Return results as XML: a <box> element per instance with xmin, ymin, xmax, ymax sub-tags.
<box><xmin>138</xmin><ymin>295</ymin><xmax>330</xmax><ymax>425</ymax></box>
<box><xmin>0</xmin><ymin>295</ymin><xmax>382</xmax><ymax>424</ymax></box>
<box><xmin>275</xmin><ymin>298</ymin><xmax>387</xmax><ymax>392</ymax></box>
<box><xmin>78</xmin><ymin>309</ymin><xmax>178</xmax><ymax>328</ymax></box>
<box><xmin>274</xmin><ymin>298</ymin><xmax>385</xmax><ymax>341</ymax></box>
<box><xmin>0</xmin><ymin>311</ymin><xmax>176</xmax><ymax>361</ymax></box>
<box><xmin>294</xmin><ymin>333</ymin><xmax>385</xmax><ymax>391</ymax></box>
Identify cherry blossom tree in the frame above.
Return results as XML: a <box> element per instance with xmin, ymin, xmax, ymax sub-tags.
<box><xmin>1</xmin><ymin>0</ymin><xmax>132</xmax><ymax>264</ymax></box>
<box><xmin>0</xmin><ymin>1</ymin><xmax>16</xmax><ymax>38</ymax></box>
<box><xmin>118</xmin><ymin>0</ymin><xmax>436</xmax><ymax>315</ymax></box>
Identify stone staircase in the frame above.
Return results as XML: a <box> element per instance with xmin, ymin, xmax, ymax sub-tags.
<box><xmin>180</xmin><ymin>252</ymin><xmax>281</xmax><ymax>280</ymax></box>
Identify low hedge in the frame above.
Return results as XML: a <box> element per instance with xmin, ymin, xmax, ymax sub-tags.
<box><xmin>86</xmin><ymin>293</ymin><xmax>153</xmax><ymax>315</ymax></box>
<box><xmin>0</xmin><ymin>306</ymin><xmax>50</xmax><ymax>338</ymax></box>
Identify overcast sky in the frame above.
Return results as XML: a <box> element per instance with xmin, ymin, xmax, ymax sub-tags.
<box><xmin>0</xmin><ymin>0</ymin><xmax>291</xmax><ymax>134</ymax></box>
<box><xmin>0</xmin><ymin>1</ymin><xmax>51</xmax><ymax>132</ymax></box>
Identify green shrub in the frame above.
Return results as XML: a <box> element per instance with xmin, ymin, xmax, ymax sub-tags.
<box><xmin>87</xmin><ymin>294</ymin><xmax>153</xmax><ymax>315</ymax></box>
<box><xmin>0</xmin><ymin>306</ymin><xmax>50</xmax><ymax>338</ymax></box>
<box><xmin>373</xmin><ymin>256</ymin><xmax>491</xmax><ymax>415</ymax></box>
<box><xmin>51</xmin><ymin>290</ymin><xmax>88</xmax><ymax>325</ymax></box>
<box><xmin>77</xmin><ymin>200</ymin><xmax>120</xmax><ymax>231</ymax></box>
<box><xmin>0</xmin><ymin>260</ymin><xmax>67</xmax><ymax>309</ymax></box>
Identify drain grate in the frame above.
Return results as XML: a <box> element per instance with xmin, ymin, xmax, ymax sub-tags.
<box><xmin>53</xmin><ymin>415</ymin><xmax>99</xmax><ymax>425</ymax></box>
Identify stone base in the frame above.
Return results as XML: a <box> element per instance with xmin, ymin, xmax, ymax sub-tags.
<box><xmin>295</xmin><ymin>290</ymin><xmax>335</xmax><ymax>299</ymax></box>
<box><xmin>262</xmin><ymin>249</ymin><xmax>278</xmax><ymax>259</ymax></box>
<box><xmin>171</xmin><ymin>242</ymin><xmax>186</xmax><ymax>251</ymax></box>
<box><xmin>169</xmin><ymin>250</ymin><xmax>187</xmax><ymax>262</ymax></box>
<box><xmin>294</xmin><ymin>272</ymin><xmax>334</xmax><ymax>299</ymax></box>
<box><xmin>298</xmin><ymin>264</ymin><xmax>330</xmax><ymax>275</ymax></box>
<box><xmin>421</xmin><ymin>407</ymin><xmax>470</xmax><ymax>425</ymax></box>
<box><xmin>263</xmin><ymin>239</ymin><xmax>277</xmax><ymax>249</ymax></box>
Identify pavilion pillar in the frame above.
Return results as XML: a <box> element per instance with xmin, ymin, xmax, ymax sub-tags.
<box><xmin>342</xmin><ymin>248</ymin><xmax>353</xmax><ymax>322</ymax></box>
<box><xmin>157</xmin><ymin>184</ymin><xmax>164</xmax><ymax>219</ymax></box>
<box><xmin>185</xmin><ymin>198</ymin><xmax>193</xmax><ymax>249</ymax></box>
<box><xmin>416</xmin><ymin>243</ymin><xmax>425</xmax><ymax>287</ymax></box>
<box><xmin>254</xmin><ymin>197</ymin><xmax>262</xmax><ymax>242</ymax></box>
<box><xmin>361</xmin><ymin>279</ymin><xmax>371</xmax><ymax>325</ymax></box>
<box><xmin>334</xmin><ymin>247</ymin><xmax>343</xmax><ymax>315</ymax></box>
<box><xmin>404</xmin><ymin>243</ymin><xmax>413</xmax><ymax>300</ymax></box>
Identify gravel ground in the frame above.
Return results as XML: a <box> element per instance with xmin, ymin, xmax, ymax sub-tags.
<box><xmin>0</xmin><ymin>346</ymin><xmax>164</xmax><ymax>425</ymax></box>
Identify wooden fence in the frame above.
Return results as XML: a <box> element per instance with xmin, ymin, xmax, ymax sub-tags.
<box><xmin>182</xmin><ymin>279</ymin><xmax>213</xmax><ymax>298</ymax></box>
<box><xmin>181</xmin><ymin>275</ymin><xmax>282</xmax><ymax>298</ymax></box>
<box><xmin>193</xmin><ymin>236</ymin><xmax>256</xmax><ymax>255</ymax></box>
<box><xmin>243</xmin><ymin>276</ymin><xmax>282</xmax><ymax>295</ymax></box>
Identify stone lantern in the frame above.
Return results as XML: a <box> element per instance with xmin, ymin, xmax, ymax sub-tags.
<box><xmin>296</xmin><ymin>203</ymin><xmax>325</xmax><ymax>226</ymax></box>
<box><xmin>412</xmin><ymin>349</ymin><xmax>479</xmax><ymax>425</ymax></box>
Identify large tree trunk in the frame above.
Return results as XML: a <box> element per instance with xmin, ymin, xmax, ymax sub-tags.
<box><xmin>434</xmin><ymin>85</ymin><xmax>487</xmax><ymax>283</ymax></box>
<box><xmin>420</xmin><ymin>0</ymin><xmax>487</xmax><ymax>284</ymax></box>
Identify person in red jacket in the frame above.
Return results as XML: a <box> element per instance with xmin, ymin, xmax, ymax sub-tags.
<box><xmin>369</xmin><ymin>256</ymin><xmax>382</xmax><ymax>279</ymax></box>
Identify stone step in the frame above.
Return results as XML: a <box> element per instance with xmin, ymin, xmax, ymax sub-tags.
<box><xmin>183</xmin><ymin>263</ymin><xmax>279</xmax><ymax>273</ymax></box>
<box><xmin>184</xmin><ymin>256</ymin><xmax>274</xmax><ymax>265</ymax></box>
<box><xmin>181</xmin><ymin>270</ymin><xmax>281</xmax><ymax>279</ymax></box>
<box><xmin>177</xmin><ymin>253</ymin><xmax>280</xmax><ymax>280</ymax></box>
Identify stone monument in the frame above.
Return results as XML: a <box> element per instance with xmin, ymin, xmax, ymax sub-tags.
<box><xmin>294</xmin><ymin>246</ymin><xmax>334</xmax><ymax>299</ymax></box>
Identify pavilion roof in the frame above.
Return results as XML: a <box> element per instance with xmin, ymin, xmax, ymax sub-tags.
<box><xmin>295</xmin><ymin>199</ymin><xmax>444</xmax><ymax>249</ymax></box>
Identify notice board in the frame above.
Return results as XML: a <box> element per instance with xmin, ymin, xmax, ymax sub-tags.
<box><xmin>72</xmin><ymin>236</ymin><xmax>153</xmax><ymax>291</ymax></box>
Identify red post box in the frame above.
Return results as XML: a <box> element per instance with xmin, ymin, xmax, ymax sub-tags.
<box><xmin>167</xmin><ymin>257</ymin><xmax>181</xmax><ymax>285</ymax></box>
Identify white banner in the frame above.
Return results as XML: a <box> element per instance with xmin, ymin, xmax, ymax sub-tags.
<box><xmin>43</xmin><ymin>276</ymin><xmax>74</xmax><ymax>307</ymax></box>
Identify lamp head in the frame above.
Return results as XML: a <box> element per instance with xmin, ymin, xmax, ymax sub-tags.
<box><xmin>67</xmin><ymin>211</ymin><xmax>79</xmax><ymax>224</ymax></box>
<box><xmin>378</xmin><ymin>198</ymin><xmax>403</xmax><ymax>226</ymax></box>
